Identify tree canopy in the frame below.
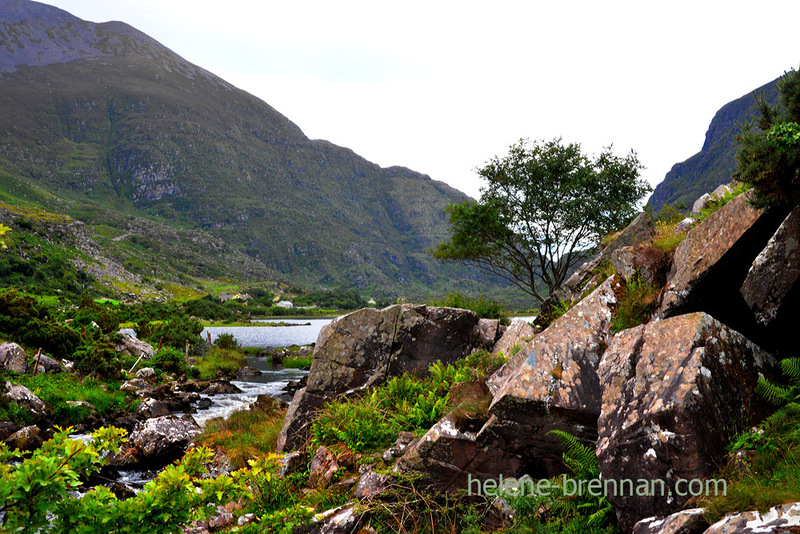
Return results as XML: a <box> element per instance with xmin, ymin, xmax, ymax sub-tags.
<box><xmin>736</xmin><ymin>67</ymin><xmax>800</xmax><ymax>208</ymax></box>
<box><xmin>432</xmin><ymin>138</ymin><xmax>650</xmax><ymax>303</ymax></box>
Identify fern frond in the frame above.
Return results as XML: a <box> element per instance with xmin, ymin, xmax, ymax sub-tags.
<box><xmin>781</xmin><ymin>357</ymin><xmax>800</xmax><ymax>385</ymax></box>
<box><xmin>548</xmin><ymin>429</ymin><xmax>599</xmax><ymax>477</ymax></box>
<box><xmin>755</xmin><ymin>375</ymin><xmax>791</xmax><ymax>405</ymax></box>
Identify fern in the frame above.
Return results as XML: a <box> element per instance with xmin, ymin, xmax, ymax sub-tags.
<box><xmin>780</xmin><ymin>357</ymin><xmax>800</xmax><ymax>384</ymax></box>
<box><xmin>756</xmin><ymin>375</ymin><xmax>792</xmax><ymax>406</ymax></box>
<box><xmin>548</xmin><ymin>429</ymin><xmax>599</xmax><ymax>478</ymax></box>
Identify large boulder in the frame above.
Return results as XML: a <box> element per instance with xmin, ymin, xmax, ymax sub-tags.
<box><xmin>0</xmin><ymin>343</ymin><xmax>28</xmax><ymax>374</ymax></box>
<box><xmin>4</xmin><ymin>425</ymin><xmax>43</xmax><ymax>451</ymax></box>
<box><xmin>597</xmin><ymin>312</ymin><xmax>775</xmax><ymax>532</ymax></box>
<box><xmin>611</xmin><ymin>244</ymin><xmax>671</xmax><ymax>288</ymax></box>
<box><xmin>116</xmin><ymin>332</ymin><xmax>155</xmax><ymax>361</ymax></box>
<box><xmin>659</xmin><ymin>192</ymin><xmax>786</xmax><ymax>336</ymax></box>
<box><xmin>485</xmin><ymin>275</ymin><xmax>622</xmax><ymax>475</ymax></box>
<box><xmin>129</xmin><ymin>414</ymin><xmax>201</xmax><ymax>464</ymax></box>
<box><xmin>277</xmin><ymin>305</ymin><xmax>482</xmax><ymax>451</ymax></box>
<box><xmin>740</xmin><ymin>204</ymin><xmax>800</xmax><ymax>328</ymax></box>
<box><xmin>399</xmin><ymin>276</ymin><xmax>624</xmax><ymax>491</ymax></box>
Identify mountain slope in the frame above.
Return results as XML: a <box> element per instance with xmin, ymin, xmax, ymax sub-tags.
<box><xmin>0</xmin><ymin>0</ymin><xmax>486</xmax><ymax>297</ymax></box>
<box><xmin>647</xmin><ymin>77</ymin><xmax>780</xmax><ymax>211</ymax></box>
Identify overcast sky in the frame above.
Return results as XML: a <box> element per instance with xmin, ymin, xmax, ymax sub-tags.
<box><xmin>44</xmin><ymin>0</ymin><xmax>800</xmax><ymax>199</ymax></box>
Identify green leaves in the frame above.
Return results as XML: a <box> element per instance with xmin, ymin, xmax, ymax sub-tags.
<box><xmin>434</xmin><ymin>137</ymin><xmax>649</xmax><ymax>302</ymax></box>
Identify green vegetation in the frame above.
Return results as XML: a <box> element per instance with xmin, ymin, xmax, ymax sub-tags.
<box><xmin>8</xmin><ymin>374</ymin><xmax>130</xmax><ymax>426</ymax></box>
<box><xmin>736</xmin><ymin>67</ymin><xmax>800</xmax><ymax>208</ymax></box>
<box><xmin>0</xmin><ymin>428</ymin><xmax>314</xmax><ymax>534</ymax></box>
<box><xmin>197</xmin><ymin>408</ymin><xmax>287</xmax><ymax>469</ymax></box>
<box><xmin>610</xmin><ymin>276</ymin><xmax>661</xmax><ymax>334</ymax></box>
<box><xmin>433</xmin><ymin>137</ymin><xmax>650</xmax><ymax>304</ymax></box>
<box><xmin>429</xmin><ymin>291</ymin><xmax>509</xmax><ymax>323</ymax></box>
<box><xmin>281</xmin><ymin>355</ymin><xmax>313</xmax><ymax>369</ymax></box>
<box><xmin>195</xmin><ymin>347</ymin><xmax>246</xmax><ymax>380</ymax></box>
<box><xmin>698</xmin><ymin>357</ymin><xmax>800</xmax><ymax>520</ymax></box>
<box><xmin>504</xmin><ymin>431</ymin><xmax>620</xmax><ymax>533</ymax></box>
<box><xmin>311</xmin><ymin>350</ymin><xmax>506</xmax><ymax>453</ymax></box>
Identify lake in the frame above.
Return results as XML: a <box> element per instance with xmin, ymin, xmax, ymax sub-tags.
<box><xmin>200</xmin><ymin>318</ymin><xmax>334</xmax><ymax>348</ymax></box>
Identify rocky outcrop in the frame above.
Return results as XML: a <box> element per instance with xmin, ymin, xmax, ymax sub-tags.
<box><xmin>277</xmin><ymin>305</ymin><xmax>482</xmax><ymax>451</ymax></box>
<box><xmin>491</xmin><ymin>319</ymin><xmax>534</xmax><ymax>359</ymax></box>
<box><xmin>545</xmin><ymin>213</ymin><xmax>656</xmax><ymax>311</ymax></box>
<box><xmin>611</xmin><ymin>244</ymin><xmax>670</xmax><ymax>288</ymax></box>
<box><xmin>0</xmin><ymin>343</ymin><xmax>28</xmax><ymax>374</ymax></box>
<box><xmin>740</xmin><ymin>205</ymin><xmax>800</xmax><ymax>327</ymax></box>
<box><xmin>397</xmin><ymin>276</ymin><xmax>624</xmax><ymax>490</ymax></box>
<box><xmin>659</xmin><ymin>192</ymin><xmax>785</xmax><ymax>333</ymax></box>
<box><xmin>128</xmin><ymin>414</ymin><xmax>201</xmax><ymax>465</ymax></box>
<box><xmin>704</xmin><ymin>502</ymin><xmax>800</xmax><ymax>533</ymax></box>
<box><xmin>394</xmin><ymin>413</ymin><xmax>524</xmax><ymax>492</ymax></box>
<box><xmin>485</xmin><ymin>275</ymin><xmax>622</xmax><ymax>475</ymax></box>
<box><xmin>632</xmin><ymin>509</ymin><xmax>708</xmax><ymax>534</ymax></box>
<box><xmin>597</xmin><ymin>312</ymin><xmax>775</xmax><ymax>532</ymax></box>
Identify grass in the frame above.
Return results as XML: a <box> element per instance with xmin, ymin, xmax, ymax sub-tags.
<box><xmin>429</xmin><ymin>292</ymin><xmax>509</xmax><ymax>323</ymax></box>
<box><xmin>5</xmin><ymin>373</ymin><xmax>131</xmax><ymax>426</ymax></box>
<box><xmin>196</xmin><ymin>347</ymin><xmax>247</xmax><ymax>380</ymax></box>
<box><xmin>282</xmin><ymin>356</ymin><xmax>313</xmax><ymax>369</ymax></box>
<box><xmin>196</xmin><ymin>407</ymin><xmax>287</xmax><ymax>469</ymax></box>
<box><xmin>311</xmin><ymin>350</ymin><xmax>507</xmax><ymax>454</ymax></box>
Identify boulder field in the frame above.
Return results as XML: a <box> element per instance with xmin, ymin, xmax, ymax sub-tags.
<box><xmin>278</xmin><ymin>185</ymin><xmax>800</xmax><ymax>533</ymax></box>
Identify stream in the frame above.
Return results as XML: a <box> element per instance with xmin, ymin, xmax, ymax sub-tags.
<box><xmin>109</xmin><ymin>320</ymin><xmax>333</xmax><ymax>490</ymax></box>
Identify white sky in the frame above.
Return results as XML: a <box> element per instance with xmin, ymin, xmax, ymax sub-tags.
<box><xmin>43</xmin><ymin>0</ymin><xmax>800</xmax><ymax>199</ymax></box>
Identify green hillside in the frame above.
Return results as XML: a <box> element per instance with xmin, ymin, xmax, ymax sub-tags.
<box><xmin>0</xmin><ymin>0</ymin><xmax>503</xmax><ymax>300</ymax></box>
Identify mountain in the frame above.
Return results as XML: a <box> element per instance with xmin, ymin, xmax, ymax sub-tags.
<box><xmin>0</xmin><ymin>0</ymin><xmax>495</xmax><ymax>299</ymax></box>
<box><xmin>647</xmin><ymin>77</ymin><xmax>780</xmax><ymax>212</ymax></box>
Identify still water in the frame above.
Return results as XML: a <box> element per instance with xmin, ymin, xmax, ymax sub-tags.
<box><xmin>200</xmin><ymin>318</ymin><xmax>333</xmax><ymax>348</ymax></box>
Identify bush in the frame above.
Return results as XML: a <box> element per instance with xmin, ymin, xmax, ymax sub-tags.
<box><xmin>610</xmin><ymin>276</ymin><xmax>661</xmax><ymax>334</ymax></box>
<box><xmin>213</xmin><ymin>332</ymin><xmax>239</xmax><ymax>350</ymax></box>
<box><xmin>150</xmin><ymin>347</ymin><xmax>189</xmax><ymax>377</ymax></box>
<box><xmin>146</xmin><ymin>315</ymin><xmax>203</xmax><ymax>350</ymax></box>
<box><xmin>429</xmin><ymin>291</ymin><xmax>508</xmax><ymax>323</ymax></box>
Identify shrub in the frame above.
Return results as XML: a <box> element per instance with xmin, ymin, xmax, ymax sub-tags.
<box><xmin>213</xmin><ymin>332</ymin><xmax>239</xmax><ymax>350</ymax></box>
<box><xmin>150</xmin><ymin>346</ymin><xmax>189</xmax><ymax>377</ymax></box>
<box><xmin>429</xmin><ymin>291</ymin><xmax>509</xmax><ymax>323</ymax></box>
<box><xmin>610</xmin><ymin>276</ymin><xmax>661</xmax><ymax>333</ymax></box>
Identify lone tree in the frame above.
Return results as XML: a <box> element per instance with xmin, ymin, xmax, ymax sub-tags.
<box><xmin>736</xmin><ymin>67</ymin><xmax>800</xmax><ymax>208</ymax></box>
<box><xmin>432</xmin><ymin>138</ymin><xmax>650</xmax><ymax>303</ymax></box>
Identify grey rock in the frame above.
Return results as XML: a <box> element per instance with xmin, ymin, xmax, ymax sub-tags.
<box><xmin>129</xmin><ymin>414</ymin><xmax>201</xmax><ymax>462</ymax></box>
<box><xmin>120</xmin><ymin>378</ymin><xmax>150</xmax><ymax>394</ymax></box>
<box><xmin>632</xmin><ymin>508</ymin><xmax>708</xmax><ymax>534</ymax></box>
<box><xmin>4</xmin><ymin>425</ymin><xmax>42</xmax><ymax>451</ymax></box>
<box><xmin>0</xmin><ymin>343</ymin><xmax>28</xmax><ymax>374</ymax></box>
<box><xmin>740</xmin><ymin>205</ymin><xmax>800</xmax><ymax>327</ymax></box>
<box><xmin>4</xmin><ymin>382</ymin><xmax>45</xmax><ymax>414</ymax></box>
<box><xmin>691</xmin><ymin>193</ymin><xmax>711</xmax><ymax>215</ymax></box>
<box><xmin>136</xmin><ymin>367</ymin><xmax>155</xmax><ymax>379</ymax></box>
<box><xmin>704</xmin><ymin>502</ymin><xmax>800</xmax><ymax>533</ymax></box>
<box><xmin>116</xmin><ymin>332</ymin><xmax>155</xmax><ymax>361</ymax></box>
<box><xmin>354</xmin><ymin>469</ymin><xmax>391</xmax><ymax>501</ymax></box>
